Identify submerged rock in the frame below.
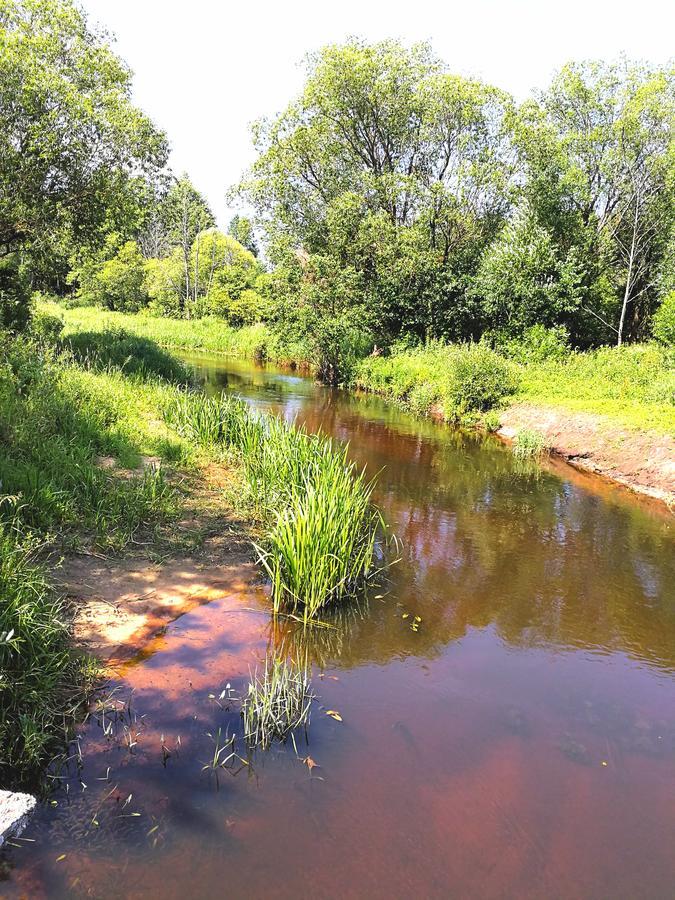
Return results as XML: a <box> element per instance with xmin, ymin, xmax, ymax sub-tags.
<box><xmin>0</xmin><ymin>791</ymin><xmax>36</xmax><ymax>846</ymax></box>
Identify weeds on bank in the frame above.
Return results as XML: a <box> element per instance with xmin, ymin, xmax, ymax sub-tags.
<box><xmin>513</xmin><ymin>428</ymin><xmax>550</xmax><ymax>459</ymax></box>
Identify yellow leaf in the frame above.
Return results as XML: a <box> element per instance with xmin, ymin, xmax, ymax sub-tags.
<box><xmin>402</xmin><ymin>613</ymin><xmax>409</xmax><ymax>619</ymax></box>
<box><xmin>304</xmin><ymin>756</ymin><xmax>320</xmax><ymax>770</ymax></box>
<box><xmin>326</xmin><ymin>710</ymin><xmax>343</xmax><ymax>722</ymax></box>
<box><xmin>56</xmin><ymin>854</ymin><xmax>67</xmax><ymax>862</ymax></box>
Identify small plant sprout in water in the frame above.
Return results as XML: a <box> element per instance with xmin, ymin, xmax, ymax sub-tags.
<box><xmin>242</xmin><ymin>654</ymin><xmax>315</xmax><ymax>750</ymax></box>
<box><xmin>201</xmin><ymin>727</ymin><xmax>248</xmax><ymax>785</ymax></box>
<box><xmin>513</xmin><ymin>427</ymin><xmax>550</xmax><ymax>459</ymax></box>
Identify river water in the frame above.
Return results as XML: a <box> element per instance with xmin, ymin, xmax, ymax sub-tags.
<box><xmin>4</xmin><ymin>356</ymin><xmax>675</xmax><ymax>899</ymax></box>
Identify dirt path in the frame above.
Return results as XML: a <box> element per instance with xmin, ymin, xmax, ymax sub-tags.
<box><xmin>57</xmin><ymin>462</ymin><xmax>261</xmax><ymax>666</ymax></box>
<box><xmin>498</xmin><ymin>402</ymin><xmax>675</xmax><ymax>507</ymax></box>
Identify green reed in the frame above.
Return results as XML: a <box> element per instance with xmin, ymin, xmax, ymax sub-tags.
<box><xmin>162</xmin><ymin>391</ymin><xmax>388</xmax><ymax>618</ymax></box>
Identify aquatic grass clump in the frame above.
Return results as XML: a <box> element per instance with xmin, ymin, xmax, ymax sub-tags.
<box><xmin>242</xmin><ymin>654</ymin><xmax>314</xmax><ymax>749</ymax></box>
<box><xmin>259</xmin><ymin>464</ymin><xmax>383</xmax><ymax>620</ymax></box>
<box><xmin>162</xmin><ymin>390</ymin><xmax>389</xmax><ymax>618</ymax></box>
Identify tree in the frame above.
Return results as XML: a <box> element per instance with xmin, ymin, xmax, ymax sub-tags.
<box><xmin>0</xmin><ymin>0</ymin><xmax>168</xmax><ymax>263</ymax></box>
<box><xmin>240</xmin><ymin>39</ymin><xmax>515</xmax><ymax>354</ymax></box>
<box><xmin>160</xmin><ymin>176</ymin><xmax>215</xmax><ymax>316</ymax></box>
<box><xmin>515</xmin><ymin>60</ymin><xmax>675</xmax><ymax>344</ymax></box>
<box><xmin>228</xmin><ymin>215</ymin><xmax>258</xmax><ymax>256</ymax></box>
<box><xmin>473</xmin><ymin>204</ymin><xmax>584</xmax><ymax>336</ymax></box>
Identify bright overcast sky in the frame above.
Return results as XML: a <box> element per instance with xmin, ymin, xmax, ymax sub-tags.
<box><xmin>81</xmin><ymin>0</ymin><xmax>673</xmax><ymax>226</ymax></box>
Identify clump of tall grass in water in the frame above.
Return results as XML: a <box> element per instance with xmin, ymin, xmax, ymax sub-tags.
<box><xmin>242</xmin><ymin>654</ymin><xmax>314</xmax><ymax>749</ymax></box>
<box><xmin>259</xmin><ymin>463</ymin><xmax>382</xmax><ymax>620</ymax></box>
<box><xmin>162</xmin><ymin>391</ymin><xmax>388</xmax><ymax>618</ymax></box>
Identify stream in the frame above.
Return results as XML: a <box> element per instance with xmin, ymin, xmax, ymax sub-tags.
<box><xmin>4</xmin><ymin>355</ymin><xmax>675</xmax><ymax>899</ymax></box>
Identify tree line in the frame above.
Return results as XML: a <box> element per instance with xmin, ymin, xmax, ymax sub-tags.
<box><xmin>1</xmin><ymin>1</ymin><xmax>673</xmax><ymax>380</ymax></box>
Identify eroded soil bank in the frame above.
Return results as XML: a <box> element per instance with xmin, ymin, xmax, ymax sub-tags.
<box><xmin>497</xmin><ymin>402</ymin><xmax>675</xmax><ymax>506</ymax></box>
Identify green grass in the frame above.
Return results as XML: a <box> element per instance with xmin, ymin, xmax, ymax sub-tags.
<box><xmin>0</xmin><ymin>329</ymin><xmax>212</xmax><ymax>783</ymax></box>
<box><xmin>355</xmin><ymin>340</ymin><xmax>675</xmax><ymax>436</ymax></box>
<box><xmin>518</xmin><ymin>344</ymin><xmax>675</xmax><ymax>435</ymax></box>
<box><xmin>163</xmin><ymin>391</ymin><xmax>387</xmax><ymax>620</ymax></box>
<box><xmin>512</xmin><ymin>428</ymin><xmax>549</xmax><ymax>459</ymax></box>
<box><xmin>0</xmin><ymin>515</ymin><xmax>94</xmax><ymax>781</ymax></box>
<box><xmin>44</xmin><ymin>301</ymin><xmax>285</xmax><ymax>361</ymax></box>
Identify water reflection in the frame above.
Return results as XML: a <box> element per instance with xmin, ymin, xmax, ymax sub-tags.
<box><xmin>195</xmin><ymin>355</ymin><xmax>675</xmax><ymax>673</ymax></box>
<box><xmin>5</xmin><ymin>354</ymin><xmax>675</xmax><ymax>900</ymax></box>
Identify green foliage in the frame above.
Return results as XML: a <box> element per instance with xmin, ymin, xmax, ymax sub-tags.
<box><xmin>490</xmin><ymin>324</ymin><xmax>571</xmax><ymax>364</ymax></box>
<box><xmin>0</xmin><ymin>253</ymin><xmax>31</xmax><ymax>332</ymax></box>
<box><xmin>78</xmin><ymin>240</ymin><xmax>149</xmax><ymax>311</ymax></box>
<box><xmin>472</xmin><ymin>205</ymin><xmax>584</xmax><ymax>335</ymax></box>
<box><xmin>0</xmin><ymin>0</ymin><xmax>167</xmax><ymax>275</ymax></box>
<box><xmin>356</xmin><ymin>342</ymin><xmax>519</xmax><ymax>419</ymax></box>
<box><xmin>512</xmin><ymin>428</ymin><xmax>549</xmax><ymax>458</ymax></box>
<box><xmin>0</xmin><ymin>519</ymin><xmax>86</xmax><ymax>780</ymax></box>
<box><xmin>29</xmin><ymin>305</ymin><xmax>64</xmax><ymax>345</ymax></box>
<box><xmin>652</xmin><ymin>291</ymin><xmax>675</xmax><ymax>345</ymax></box>
<box><xmin>228</xmin><ymin>215</ymin><xmax>258</xmax><ymax>257</ymax></box>
<box><xmin>444</xmin><ymin>344</ymin><xmax>520</xmax><ymax>415</ymax></box>
<box><xmin>163</xmin><ymin>391</ymin><xmax>386</xmax><ymax>619</ymax></box>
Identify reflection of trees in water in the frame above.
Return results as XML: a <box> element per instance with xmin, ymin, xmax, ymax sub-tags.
<box><xmin>190</xmin><ymin>359</ymin><xmax>675</xmax><ymax>672</ymax></box>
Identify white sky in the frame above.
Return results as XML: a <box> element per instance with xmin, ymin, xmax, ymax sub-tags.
<box><xmin>81</xmin><ymin>0</ymin><xmax>673</xmax><ymax>226</ymax></box>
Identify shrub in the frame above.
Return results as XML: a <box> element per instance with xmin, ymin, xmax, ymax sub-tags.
<box><xmin>29</xmin><ymin>307</ymin><xmax>64</xmax><ymax>345</ymax></box>
<box><xmin>0</xmin><ymin>254</ymin><xmax>31</xmax><ymax>333</ymax></box>
<box><xmin>652</xmin><ymin>291</ymin><xmax>675</xmax><ymax>345</ymax></box>
<box><xmin>79</xmin><ymin>241</ymin><xmax>150</xmax><ymax>312</ymax></box>
<box><xmin>491</xmin><ymin>324</ymin><xmax>571</xmax><ymax>363</ymax></box>
<box><xmin>442</xmin><ymin>344</ymin><xmax>520</xmax><ymax>414</ymax></box>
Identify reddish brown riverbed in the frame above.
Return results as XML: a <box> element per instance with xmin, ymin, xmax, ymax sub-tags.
<box><xmin>4</xmin><ymin>357</ymin><xmax>675</xmax><ymax>899</ymax></box>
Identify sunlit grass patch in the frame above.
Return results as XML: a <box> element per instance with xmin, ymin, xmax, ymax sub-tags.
<box><xmin>512</xmin><ymin>428</ymin><xmax>550</xmax><ymax>459</ymax></box>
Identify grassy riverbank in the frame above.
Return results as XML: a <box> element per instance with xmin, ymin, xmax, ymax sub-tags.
<box><xmin>355</xmin><ymin>341</ymin><xmax>675</xmax><ymax>437</ymax></box>
<box><xmin>48</xmin><ymin>303</ymin><xmax>288</xmax><ymax>363</ymax></box>
<box><xmin>0</xmin><ymin>323</ymin><xmax>383</xmax><ymax>784</ymax></box>
<box><xmin>51</xmin><ymin>305</ymin><xmax>675</xmax><ymax>436</ymax></box>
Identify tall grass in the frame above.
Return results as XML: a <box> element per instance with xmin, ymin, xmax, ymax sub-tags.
<box><xmin>356</xmin><ymin>339</ymin><xmax>675</xmax><ymax>435</ymax></box>
<box><xmin>162</xmin><ymin>391</ymin><xmax>387</xmax><ymax>619</ymax></box>
<box><xmin>0</xmin><ymin>513</ymin><xmax>89</xmax><ymax>781</ymax></box>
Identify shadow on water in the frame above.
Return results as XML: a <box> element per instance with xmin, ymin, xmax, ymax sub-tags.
<box><xmin>5</xmin><ymin>354</ymin><xmax>675</xmax><ymax>900</ymax></box>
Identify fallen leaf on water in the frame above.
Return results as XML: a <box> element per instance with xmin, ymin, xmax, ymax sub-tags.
<box><xmin>56</xmin><ymin>854</ymin><xmax>67</xmax><ymax>862</ymax></box>
<box><xmin>328</xmin><ymin>675</ymin><xmax>339</xmax><ymax>681</ymax></box>
<box><xmin>402</xmin><ymin>613</ymin><xmax>409</xmax><ymax>619</ymax></box>
<box><xmin>326</xmin><ymin>710</ymin><xmax>343</xmax><ymax>722</ymax></box>
<box><xmin>304</xmin><ymin>756</ymin><xmax>320</xmax><ymax>771</ymax></box>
